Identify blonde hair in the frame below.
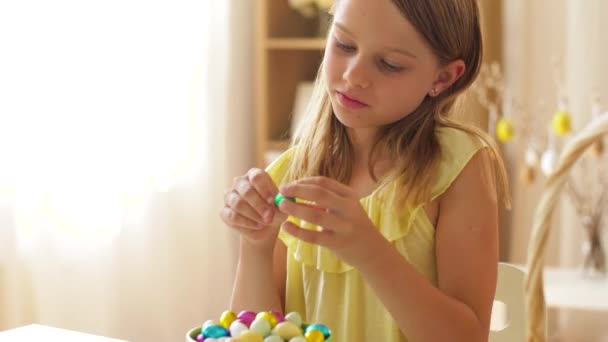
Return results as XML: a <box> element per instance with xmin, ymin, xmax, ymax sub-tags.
<box><xmin>285</xmin><ymin>0</ymin><xmax>510</xmax><ymax>209</ymax></box>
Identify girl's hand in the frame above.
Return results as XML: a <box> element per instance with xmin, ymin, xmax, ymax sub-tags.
<box><xmin>220</xmin><ymin>168</ymin><xmax>288</xmax><ymax>250</ymax></box>
<box><xmin>277</xmin><ymin>176</ymin><xmax>387</xmax><ymax>269</ymax></box>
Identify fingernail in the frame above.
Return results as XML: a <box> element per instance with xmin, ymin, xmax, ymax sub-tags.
<box><xmin>264</xmin><ymin>209</ymin><xmax>273</xmax><ymax>223</ymax></box>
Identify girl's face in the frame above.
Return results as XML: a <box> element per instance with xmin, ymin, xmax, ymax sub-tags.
<box><xmin>324</xmin><ymin>0</ymin><xmax>446</xmax><ymax>132</ymax></box>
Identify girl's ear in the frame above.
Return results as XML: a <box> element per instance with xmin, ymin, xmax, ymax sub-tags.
<box><xmin>428</xmin><ymin>59</ymin><xmax>466</xmax><ymax>97</ymax></box>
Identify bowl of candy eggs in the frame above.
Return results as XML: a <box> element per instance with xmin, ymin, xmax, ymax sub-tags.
<box><xmin>186</xmin><ymin>310</ymin><xmax>332</xmax><ymax>342</ymax></box>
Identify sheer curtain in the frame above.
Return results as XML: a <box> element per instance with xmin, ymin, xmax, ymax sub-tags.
<box><xmin>0</xmin><ymin>1</ymin><xmax>254</xmax><ymax>340</ymax></box>
<box><xmin>503</xmin><ymin>0</ymin><xmax>608</xmax><ymax>340</ymax></box>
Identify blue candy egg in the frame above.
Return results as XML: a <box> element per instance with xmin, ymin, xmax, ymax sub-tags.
<box><xmin>202</xmin><ymin>324</ymin><xmax>230</xmax><ymax>338</ymax></box>
<box><xmin>305</xmin><ymin>323</ymin><xmax>331</xmax><ymax>339</ymax></box>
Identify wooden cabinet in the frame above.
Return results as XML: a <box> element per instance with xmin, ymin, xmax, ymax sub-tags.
<box><xmin>255</xmin><ymin>0</ymin><xmax>328</xmax><ymax>166</ymax></box>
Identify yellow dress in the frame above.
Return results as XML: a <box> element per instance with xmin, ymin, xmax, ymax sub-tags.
<box><xmin>265</xmin><ymin>127</ymin><xmax>484</xmax><ymax>341</ymax></box>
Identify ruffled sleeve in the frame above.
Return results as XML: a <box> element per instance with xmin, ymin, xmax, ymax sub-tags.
<box><xmin>431</xmin><ymin>127</ymin><xmax>486</xmax><ymax>200</ymax></box>
<box><xmin>265</xmin><ymin>148</ymin><xmax>295</xmax><ymax>185</ymax></box>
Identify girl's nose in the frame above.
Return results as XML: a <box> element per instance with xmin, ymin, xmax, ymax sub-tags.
<box><xmin>343</xmin><ymin>58</ymin><xmax>371</xmax><ymax>89</ymax></box>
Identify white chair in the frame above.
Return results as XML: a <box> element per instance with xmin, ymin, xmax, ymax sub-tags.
<box><xmin>489</xmin><ymin>262</ymin><xmax>527</xmax><ymax>342</ymax></box>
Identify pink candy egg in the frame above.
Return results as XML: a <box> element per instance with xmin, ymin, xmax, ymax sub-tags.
<box><xmin>237</xmin><ymin>310</ymin><xmax>257</xmax><ymax>327</ymax></box>
<box><xmin>270</xmin><ymin>310</ymin><xmax>285</xmax><ymax>323</ymax></box>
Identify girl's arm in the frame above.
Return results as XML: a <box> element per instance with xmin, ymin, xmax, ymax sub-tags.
<box><xmin>358</xmin><ymin>149</ymin><xmax>498</xmax><ymax>342</ymax></box>
<box><xmin>230</xmin><ymin>237</ymin><xmax>286</xmax><ymax>314</ymax></box>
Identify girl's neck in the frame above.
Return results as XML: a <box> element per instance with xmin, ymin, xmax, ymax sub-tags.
<box><xmin>347</xmin><ymin>127</ymin><xmax>379</xmax><ymax>162</ymax></box>
<box><xmin>347</xmin><ymin>127</ymin><xmax>392</xmax><ymax>179</ymax></box>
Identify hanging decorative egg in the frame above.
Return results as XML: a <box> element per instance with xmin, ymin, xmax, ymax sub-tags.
<box><xmin>496</xmin><ymin>117</ymin><xmax>514</xmax><ymax>143</ymax></box>
<box><xmin>551</xmin><ymin>110</ymin><xmax>572</xmax><ymax>136</ymax></box>
<box><xmin>540</xmin><ymin>148</ymin><xmax>558</xmax><ymax>176</ymax></box>
<box><xmin>524</xmin><ymin>146</ymin><xmax>539</xmax><ymax>167</ymax></box>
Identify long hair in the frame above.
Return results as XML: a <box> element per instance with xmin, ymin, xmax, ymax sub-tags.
<box><xmin>284</xmin><ymin>0</ymin><xmax>510</xmax><ymax>209</ymax></box>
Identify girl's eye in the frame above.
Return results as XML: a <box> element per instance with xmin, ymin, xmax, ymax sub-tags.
<box><xmin>334</xmin><ymin>39</ymin><xmax>356</xmax><ymax>52</ymax></box>
<box><xmin>381</xmin><ymin>60</ymin><xmax>402</xmax><ymax>72</ymax></box>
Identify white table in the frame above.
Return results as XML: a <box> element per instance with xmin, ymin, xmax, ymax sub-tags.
<box><xmin>543</xmin><ymin>266</ymin><xmax>608</xmax><ymax>312</ymax></box>
<box><xmin>0</xmin><ymin>324</ymin><xmax>127</xmax><ymax>341</ymax></box>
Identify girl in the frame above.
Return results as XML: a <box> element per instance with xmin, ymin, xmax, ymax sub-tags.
<box><xmin>221</xmin><ymin>0</ymin><xmax>510</xmax><ymax>341</ymax></box>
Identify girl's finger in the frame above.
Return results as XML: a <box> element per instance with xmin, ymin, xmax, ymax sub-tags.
<box><xmin>285</xmin><ymin>176</ymin><xmax>354</xmax><ymax>198</ymax></box>
<box><xmin>281</xmin><ymin>221</ymin><xmax>331</xmax><ymax>246</ymax></box>
<box><xmin>220</xmin><ymin>207</ymin><xmax>266</xmax><ymax>230</ymax></box>
<box><xmin>234</xmin><ymin>177</ymin><xmax>275</xmax><ymax>224</ymax></box>
<box><xmin>247</xmin><ymin>168</ymin><xmax>281</xmax><ymax>205</ymax></box>
<box><xmin>278</xmin><ymin>183</ymin><xmax>349</xmax><ymax>214</ymax></box>
<box><xmin>278</xmin><ymin>199</ymin><xmax>341</xmax><ymax>231</ymax></box>
<box><xmin>270</xmin><ymin>210</ymin><xmax>289</xmax><ymax>228</ymax></box>
<box><xmin>225</xmin><ymin>190</ymin><xmax>267</xmax><ymax>224</ymax></box>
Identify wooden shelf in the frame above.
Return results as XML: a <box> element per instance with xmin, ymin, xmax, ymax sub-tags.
<box><xmin>266</xmin><ymin>38</ymin><xmax>327</xmax><ymax>50</ymax></box>
<box><xmin>256</xmin><ymin>0</ymin><xmax>326</xmax><ymax>167</ymax></box>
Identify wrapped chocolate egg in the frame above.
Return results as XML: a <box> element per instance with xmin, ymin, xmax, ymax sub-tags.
<box><xmin>229</xmin><ymin>320</ymin><xmax>249</xmax><ymax>338</ymax></box>
<box><xmin>285</xmin><ymin>312</ymin><xmax>302</xmax><ymax>328</ymax></box>
<box><xmin>305</xmin><ymin>323</ymin><xmax>331</xmax><ymax>340</ymax></box>
<box><xmin>288</xmin><ymin>337</ymin><xmax>306</xmax><ymax>342</ymax></box>
<box><xmin>203</xmin><ymin>320</ymin><xmax>217</xmax><ymax>329</ymax></box>
<box><xmin>256</xmin><ymin>311</ymin><xmax>278</xmax><ymax>328</ymax></box>
<box><xmin>304</xmin><ymin>328</ymin><xmax>325</xmax><ymax>342</ymax></box>
<box><xmin>203</xmin><ymin>324</ymin><xmax>230</xmax><ymax>339</ymax></box>
<box><xmin>239</xmin><ymin>331</ymin><xmax>264</xmax><ymax>342</ymax></box>
<box><xmin>250</xmin><ymin>318</ymin><xmax>272</xmax><ymax>337</ymax></box>
<box><xmin>270</xmin><ymin>310</ymin><xmax>285</xmax><ymax>324</ymax></box>
<box><xmin>272</xmin><ymin>321</ymin><xmax>302</xmax><ymax>340</ymax></box>
<box><xmin>220</xmin><ymin>310</ymin><xmax>238</xmax><ymax>329</ymax></box>
<box><xmin>238</xmin><ymin>311</ymin><xmax>257</xmax><ymax>327</ymax></box>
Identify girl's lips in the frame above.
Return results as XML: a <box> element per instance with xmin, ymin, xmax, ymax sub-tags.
<box><xmin>336</xmin><ymin>91</ymin><xmax>368</xmax><ymax>109</ymax></box>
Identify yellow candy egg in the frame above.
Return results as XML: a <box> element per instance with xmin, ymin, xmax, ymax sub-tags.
<box><xmin>552</xmin><ymin>110</ymin><xmax>571</xmax><ymax>136</ymax></box>
<box><xmin>285</xmin><ymin>312</ymin><xmax>302</xmax><ymax>328</ymax></box>
<box><xmin>289</xmin><ymin>337</ymin><xmax>307</xmax><ymax>342</ymax></box>
<box><xmin>220</xmin><ymin>310</ymin><xmax>238</xmax><ymax>329</ymax></box>
<box><xmin>272</xmin><ymin>321</ymin><xmax>302</xmax><ymax>340</ymax></box>
<box><xmin>496</xmin><ymin>118</ymin><xmax>514</xmax><ymax>143</ymax></box>
<box><xmin>239</xmin><ymin>330</ymin><xmax>264</xmax><ymax>342</ymax></box>
<box><xmin>305</xmin><ymin>329</ymin><xmax>325</xmax><ymax>342</ymax></box>
<box><xmin>256</xmin><ymin>312</ymin><xmax>278</xmax><ymax>329</ymax></box>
